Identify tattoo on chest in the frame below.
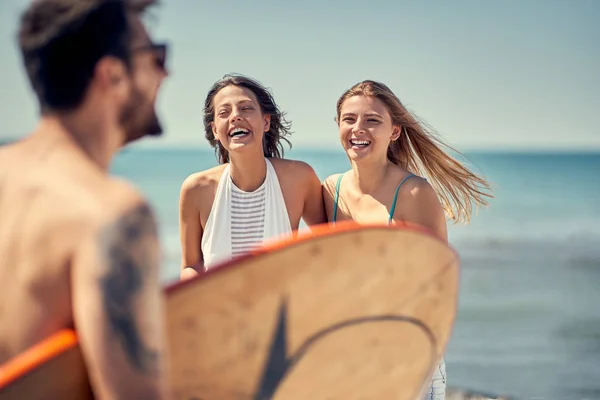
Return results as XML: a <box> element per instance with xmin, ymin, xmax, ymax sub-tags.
<box><xmin>98</xmin><ymin>203</ymin><xmax>159</xmax><ymax>374</ymax></box>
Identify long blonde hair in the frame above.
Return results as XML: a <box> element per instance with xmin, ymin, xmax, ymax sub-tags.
<box><xmin>336</xmin><ymin>80</ymin><xmax>493</xmax><ymax>224</ymax></box>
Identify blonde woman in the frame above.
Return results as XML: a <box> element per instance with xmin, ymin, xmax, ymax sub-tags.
<box><xmin>323</xmin><ymin>80</ymin><xmax>494</xmax><ymax>399</ymax></box>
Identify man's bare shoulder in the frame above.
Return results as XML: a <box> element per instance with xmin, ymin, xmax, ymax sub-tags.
<box><xmin>0</xmin><ymin>139</ymin><xmax>27</xmax><ymax>169</ymax></box>
<box><xmin>180</xmin><ymin>164</ymin><xmax>226</xmax><ymax>199</ymax></box>
<box><xmin>84</xmin><ymin>178</ymin><xmax>159</xmax><ymax>263</ymax></box>
<box><xmin>56</xmin><ymin>178</ymin><xmax>152</xmax><ymax>240</ymax></box>
<box><xmin>0</xmin><ymin>144</ymin><xmax>10</xmax><ymax>159</ymax></box>
<box><xmin>97</xmin><ymin>178</ymin><xmax>151</xmax><ymax>217</ymax></box>
<box><xmin>0</xmin><ymin>139</ymin><xmax>145</xmax><ymax>218</ymax></box>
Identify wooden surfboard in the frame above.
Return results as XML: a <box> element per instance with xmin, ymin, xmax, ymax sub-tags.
<box><xmin>0</xmin><ymin>221</ymin><xmax>459</xmax><ymax>400</ymax></box>
<box><xmin>166</xmin><ymin>221</ymin><xmax>459</xmax><ymax>399</ymax></box>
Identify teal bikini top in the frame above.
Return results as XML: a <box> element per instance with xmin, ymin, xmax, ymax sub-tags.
<box><xmin>332</xmin><ymin>173</ymin><xmax>420</xmax><ymax>224</ymax></box>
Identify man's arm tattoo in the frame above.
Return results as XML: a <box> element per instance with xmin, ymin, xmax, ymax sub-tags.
<box><xmin>98</xmin><ymin>203</ymin><xmax>159</xmax><ymax>374</ymax></box>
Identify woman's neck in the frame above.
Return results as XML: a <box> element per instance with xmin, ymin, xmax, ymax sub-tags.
<box><xmin>228</xmin><ymin>150</ymin><xmax>268</xmax><ymax>192</ymax></box>
<box><xmin>350</xmin><ymin>157</ymin><xmax>391</xmax><ymax>194</ymax></box>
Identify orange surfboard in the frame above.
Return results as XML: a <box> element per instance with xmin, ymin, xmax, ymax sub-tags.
<box><xmin>0</xmin><ymin>221</ymin><xmax>459</xmax><ymax>400</ymax></box>
<box><xmin>0</xmin><ymin>330</ymin><xmax>93</xmax><ymax>399</ymax></box>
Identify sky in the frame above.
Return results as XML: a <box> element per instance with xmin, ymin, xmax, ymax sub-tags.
<box><xmin>0</xmin><ymin>0</ymin><xmax>598</xmax><ymax>151</ymax></box>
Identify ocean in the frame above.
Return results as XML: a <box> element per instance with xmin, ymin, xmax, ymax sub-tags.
<box><xmin>111</xmin><ymin>147</ymin><xmax>600</xmax><ymax>400</ymax></box>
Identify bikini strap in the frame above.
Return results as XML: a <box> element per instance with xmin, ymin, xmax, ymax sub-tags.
<box><xmin>332</xmin><ymin>174</ymin><xmax>344</xmax><ymax>223</ymax></box>
<box><xmin>388</xmin><ymin>173</ymin><xmax>419</xmax><ymax>223</ymax></box>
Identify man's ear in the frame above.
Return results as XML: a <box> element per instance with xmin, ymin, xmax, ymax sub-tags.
<box><xmin>94</xmin><ymin>56</ymin><xmax>128</xmax><ymax>96</ymax></box>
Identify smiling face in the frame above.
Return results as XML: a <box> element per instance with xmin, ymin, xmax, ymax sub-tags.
<box><xmin>337</xmin><ymin>95</ymin><xmax>400</xmax><ymax>162</ymax></box>
<box><xmin>210</xmin><ymin>85</ymin><xmax>271</xmax><ymax>156</ymax></box>
<box><xmin>119</xmin><ymin>17</ymin><xmax>169</xmax><ymax>144</ymax></box>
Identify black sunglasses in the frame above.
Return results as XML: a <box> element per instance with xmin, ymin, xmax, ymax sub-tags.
<box><xmin>132</xmin><ymin>42</ymin><xmax>168</xmax><ymax>70</ymax></box>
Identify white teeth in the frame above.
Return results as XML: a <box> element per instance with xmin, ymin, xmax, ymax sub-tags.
<box><xmin>229</xmin><ymin>128</ymin><xmax>250</xmax><ymax>137</ymax></box>
<box><xmin>350</xmin><ymin>139</ymin><xmax>371</xmax><ymax>146</ymax></box>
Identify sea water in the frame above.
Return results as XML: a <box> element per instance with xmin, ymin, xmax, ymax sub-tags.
<box><xmin>111</xmin><ymin>147</ymin><xmax>600</xmax><ymax>400</ymax></box>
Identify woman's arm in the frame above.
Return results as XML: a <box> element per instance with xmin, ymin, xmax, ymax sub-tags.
<box><xmin>178</xmin><ymin>176</ymin><xmax>204</xmax><ymax>280</ymax></box>
<box><xmin>300</xmin><ymin>164</ymin><xmax>328</xmax><ymax>226</ymax></box>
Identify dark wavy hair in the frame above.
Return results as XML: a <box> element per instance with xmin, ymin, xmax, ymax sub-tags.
<box><xmin>203</xmin><ymin>74</ymin><xmax>292</xmax><ymax>164</ymax></box>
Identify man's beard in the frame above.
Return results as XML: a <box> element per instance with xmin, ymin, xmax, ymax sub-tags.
<box><xmin>119</xmin><ymin>85</ymin><xmax>164</xmax><ymax>144</ymax></box>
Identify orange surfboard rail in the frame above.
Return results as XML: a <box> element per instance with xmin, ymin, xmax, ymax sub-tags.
<box><xmin>0</xmin><ymin>329</ymin><xmax>79</xmax><ymax>388</ymax></box>
<box><xmin>165</xmin><ymin>219</ymin><xmax>455</xmax><ymax>294</ymax></box>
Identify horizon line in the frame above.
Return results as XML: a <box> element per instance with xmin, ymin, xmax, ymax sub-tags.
<box><xmin>2</xmin><ymin>137</ymin><xmax>600</xmax><ymax>154</ymax></box>
<box><xmin>122</xmin><ymin>143</ymin><xmax>600</xmax><ymax>155</ymax></box>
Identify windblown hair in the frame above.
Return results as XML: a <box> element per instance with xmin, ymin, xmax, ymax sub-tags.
<box><xmin>336</xmin><ymin>80</ymin><xmax>494</xmax><ymax>224</ymax></box>
<box><xmin>17</xmin><ymin>0</ymin><xmax>158</xmax><ymax>114</ymax></box>
<box><xmin>203</xmin><ymin>74</ymin><xmax>292</xmax><ymax>164</ymax></box>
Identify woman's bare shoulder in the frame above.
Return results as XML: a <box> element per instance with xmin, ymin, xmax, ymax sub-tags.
<box><xmin>393</xmin><ymin>172</ymin><xmax>438</xmax><ymax>207</ymax></box>
<box><xmin>180</xmin><ymin>164</ymin><xmax>227</xmax><ymax>199</ymax></box>
<box><xmin>392</xmin><ymin>173</ymin><xmax>447</xmax><ymax>238</ymax></box>
<box><xmin>269</xmin><ymin>158</ymin><xmax>323</xmax><ymax>185</ymax></box>
<box><xmin>269</xmin><ymin>157</ymin><xmax>313</xmax><ymax>174</ymax></box>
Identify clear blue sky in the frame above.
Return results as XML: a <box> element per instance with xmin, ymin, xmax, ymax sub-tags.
<box><xmin>1</xmin><ymin>0</ymin><xmax>598</xmax><ymax>151</ymax></box>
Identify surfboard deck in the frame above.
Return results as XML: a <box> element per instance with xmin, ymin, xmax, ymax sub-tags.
<box><xmin>166</xmin><ymin>221</ymin><xmax>459</xmax><ymax>399</ymax></box>
<box><xmin>0</xmin><ymin>221</ymin><xmax>459</xmax><ymax>400</ymax></box>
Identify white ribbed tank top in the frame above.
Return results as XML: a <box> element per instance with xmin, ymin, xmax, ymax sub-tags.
<box><xmin>201</xmin><ymin>159</ymin><xmax>292</xmax><ymax>269</ymax></box>
<box><xmin>230</xmin><ymin>180</ymin><xmax>266</xmax><ymax>257</ymax></box>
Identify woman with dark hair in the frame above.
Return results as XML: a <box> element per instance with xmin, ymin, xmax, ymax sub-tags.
<box><xmin>323</xmin><ymin>80</ymin><xmax>494</xmax><ymax>399</ymax></box>
<box><xmin>179</xmin><ymin>74</ymin><xmax>326</xmax><ymax>278</ymax></box>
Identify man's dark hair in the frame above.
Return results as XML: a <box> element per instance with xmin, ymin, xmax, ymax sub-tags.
<box><xmin>17</xmin><ymin>0</ymin><xmax>157</xmax><ymax>114</ymax></box>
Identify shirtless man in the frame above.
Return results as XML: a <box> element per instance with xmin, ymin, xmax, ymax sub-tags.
<box><xmin>0</xmin><ymin>0</ymin><xmax>170</xmax><ymax>398</ymax></box>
